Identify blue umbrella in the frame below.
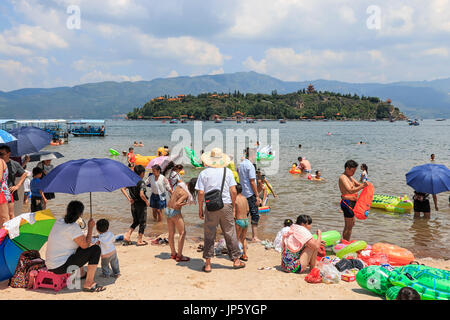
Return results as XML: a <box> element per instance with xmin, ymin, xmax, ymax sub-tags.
<box><xmin>406</xmin><ymin>163</ymin><xmax>450</xmax><ymax>194</ymax></box>
<box><xmin>0</xmin><ymin>129</ymin><xmax>17</xmax><ymax>144</ymax></box>
<box><xmin>6</xmin><ymin>127</ymin><xmax>52</xmax><ymax>157</ymax></box>
<box><xmin>39</xmin><ymin>158</ymin><xmax>141</xmax><ymax>218</ymax></box>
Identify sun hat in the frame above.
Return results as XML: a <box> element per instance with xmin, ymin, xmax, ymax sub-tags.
<box><xmin>201</xmin><ymin>147</ymin><xmax>231</xmax><ymax>168</ymax></box>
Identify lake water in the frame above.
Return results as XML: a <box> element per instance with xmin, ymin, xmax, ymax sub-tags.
<box><xmin>41</xmin><ymin>119</ymin><xmax>450</xmax><ymax>259</ymax></box>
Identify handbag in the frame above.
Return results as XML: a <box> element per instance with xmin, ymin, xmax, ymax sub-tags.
<box><xmin>204</xmin><ymin>168</ymin><xmax>226</xmax><ymax>212</ymax></box>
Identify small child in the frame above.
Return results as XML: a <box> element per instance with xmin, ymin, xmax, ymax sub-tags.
<box><xmin>360</xmin><ymin>164</ymin><xmax>369</xmax><ymax>183</ymax></box>
<box><xmin>396</xmin><ymin>287</ymin><xmax>420</xmax><ymax>300</ymax></box>
<box><xmin>30</xmin><ymin>167</ymin><xmax>47</xmax><ymax>212</ymax></box>
<box><xmin>93</xmin><ymin>219</ymin><xmax>121</xmax><ymax>278</ymax></box>
<box><xmin>23</xmin><ymin>171</ymin><xmax>31</xmax><ymax>205</ymax></box>
<box><xmin>274</xmin><ymin>219</ymin><xmax>293</xmax><ymax>252</ymax></box>
<box><xmin>234</xmin><ymin>183</ymin><xmax>250</xmax><ymax>261</ymax></box>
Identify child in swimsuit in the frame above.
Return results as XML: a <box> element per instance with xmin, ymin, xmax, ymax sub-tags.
<box><xmin>234</xmin><ymin>183</ymin><xmax>250</xmax><ymax>261</ymax></box>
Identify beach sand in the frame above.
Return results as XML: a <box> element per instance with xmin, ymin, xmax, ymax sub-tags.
<box><xmin>1</xmin><ymin>234</ymin><xmax>449</xmax><ymax>300</ymax></box>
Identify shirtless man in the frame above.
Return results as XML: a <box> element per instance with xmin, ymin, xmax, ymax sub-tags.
<box><xmin>298</xmin><ymin>157</ymin><xmax>312</xmax><ymax>174</ymax></box>
<box><xmin>338</xmin><ymin>160</ymin><xmax>368</xmax><ymax>241</ymax></box>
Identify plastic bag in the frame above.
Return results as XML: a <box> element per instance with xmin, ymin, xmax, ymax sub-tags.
<box><xmin>318</xmin><ymin>259</ymin><xmax>340</xmax><ymax>284</ymax></box>
<box><xmin>305</xmin><ymin>267</ymin><xmax>322</xmax><ymax>283</ymax></box>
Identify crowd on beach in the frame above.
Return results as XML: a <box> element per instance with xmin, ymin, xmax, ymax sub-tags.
<box><xmin>0</xmin><ymin>138</ymin><xmax>446</xmax><ymax>296</ymax></box>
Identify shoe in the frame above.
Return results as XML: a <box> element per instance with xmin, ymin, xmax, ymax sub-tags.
<box><xmin>239</xmin><ymin>255</ymin><xmax>248</xmax><ymax>262</ymax></box>
<box><xmin>202</xmin><ymin>265</ymin><xmax>212</xmax><ymax>273</ymax></box>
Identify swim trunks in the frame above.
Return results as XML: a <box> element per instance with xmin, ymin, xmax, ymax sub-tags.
<box><xmin>235</xmin><ymin>219</ymin><xmax>249</xmax><ymax>229</ymax></box>
<box><xmin>340</xmin><ymin>199</ymin><xmax>356</xmax><ymax>218</ymax></box>
<box><xmin>165</xmin><ymin>208</ymin><xmax>181</xmax><ymax>218</ymax></box>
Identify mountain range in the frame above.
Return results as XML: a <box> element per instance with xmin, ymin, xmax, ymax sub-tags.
<box><xmin>1</xmin><ymin>71</ymin><xmax>449</xmax><ymax>119</ymax></box>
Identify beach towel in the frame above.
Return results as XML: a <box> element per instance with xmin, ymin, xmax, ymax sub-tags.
<box><xmin>282</xmin><ymin>224</ymin><xmax>312</xmax><ymax>253</ymax></box>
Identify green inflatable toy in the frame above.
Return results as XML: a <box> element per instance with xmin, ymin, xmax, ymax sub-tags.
<box><xmin>312</xmin><ymin>230</ymin><xmax>341</xmax><ymax>247</ymax></box>
<box><xmin>356</xmin><ymin>265</ymin><xmax>393</xmax><ymax>296</ymax></box>
<box><xmin>336</xmin><ymin>240</ymin><xmax>367</xmax><ymax>259</ymax></box>
<box><xmin>385</xmin><ymin>286</ymin><xmax>402</xmax><ymax>300</ymax></box>
<box><xmin>256</xmin><ymin>152</ymin><xmax>274</xmax><ymax>161</ymax></box>
<box><xmin>184</xmin><ymin>147</ymin><xmax>203</xmax><ymax>167</ymax></box>
<box><xmin>109</xmin><ymin>148</ymin><xmax>120</xmax><ymax>156</ymax></box>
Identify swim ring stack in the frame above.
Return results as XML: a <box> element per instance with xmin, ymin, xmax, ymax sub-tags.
<box><xmin>371</xmin><ymin>194</ymin><xmax>413</xmax><ymax>213</ymax></box>
<box><xmin>289</xmin><ymin>165</ymin><xmax>301</xmax><ymax>174</ymax></box>
<box><xmin>357</xmin><ymin>264</ymin><xmax>450</xmax><ymax>300</ymax></box>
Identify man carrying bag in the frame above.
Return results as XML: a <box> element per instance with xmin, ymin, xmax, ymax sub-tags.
<box><xmin>195</xmin><ymin>148</ymin><xmax>245</xmax><ymax>273</ymax></box>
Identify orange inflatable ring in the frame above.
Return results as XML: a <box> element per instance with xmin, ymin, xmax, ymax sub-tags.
<box><xmin>371</xmin><ymin>243</ymin><xmax>415</xmax><ymax>266</ymax></box>
<box><xmin>50</xmin><ymin>141</ymin><xmax>62</xmax><ymax>146</ymax></box>
<box><xmin>289</xmin><ymin>167</ymin><xmax>302</xmax><ymax>174</ymax></box>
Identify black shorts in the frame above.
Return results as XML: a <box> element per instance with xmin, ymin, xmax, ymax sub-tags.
<box><xmin>414</xmin><ymin>199</ymin><xmax>430</xmax><ymax>213</ymax></box>
<box><xmin>131</xmin><ymin>203</ymin><xmax>147</xmax><ymax>234</ymax></box>
<box><xmin>341</xmin><ymin>199</ymin><xmax>356</xmax><ymax>218</ymax></box>
<box><xmin>247</xmin><ymin>195</ymin><xmax>259</xmax><ymax>225</ymax></box>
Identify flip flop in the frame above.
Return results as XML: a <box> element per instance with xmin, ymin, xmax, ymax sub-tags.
<box><xmin>176</xmin><ymin>255</ymin><xmax>190</xmax><ymax>262</ymax></box>
<box><xmin>239</xmin><ymin>255</ymin><xmax>248</xmax><ymax>262</ymax></box>
<box><xmin>233</xmin><ymin>261</ymin><xmax>246</xmax><ymax>269</ymax></box>
<box><xmin>170</xmin><ymin>254</ymin><xmax>177</xmax><ymax>260</ymax></box>
<box><xmin>83</xmin><ymin>283</ymin><xmax>106</xmax><ymax>293</ymax></box>
<box><xmin>136</xmin><ymin>241</ymin><xmax>148</xmax><ymax>246</ymax></box>
<box><xmin>202</xmin><ymin>265</ymin><xmax>212</xmax><ymax>273</ymax></box>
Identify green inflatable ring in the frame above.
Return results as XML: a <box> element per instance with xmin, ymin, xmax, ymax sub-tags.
<box><xmin>336</xmin><ymin>240</ymin><xmax>367</xmax><ymax>259</ymax></box>
<box><xmin>312</xmin><ymin>230</ymin><xmax>341</xmax><ymax>247</ymax></box>
<box><xmin>109</xmin><ymin>148</ymin><xmax>120</xmax><ymax>156</ymax></box>
<box><xmin>385</xmin><ymin>286</ymin><xmax>402</xmax><ymax>300</ymax></box>
<box><xmin>256</xmin><ymin>152</ymin><xmax>274</xmax><ymax>161</ymax></box>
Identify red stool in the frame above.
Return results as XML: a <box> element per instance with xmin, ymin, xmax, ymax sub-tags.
<box><xmin>33</xmin><ymin>270</ymin><xmax>71</xmax><ymax>292</ymax></box>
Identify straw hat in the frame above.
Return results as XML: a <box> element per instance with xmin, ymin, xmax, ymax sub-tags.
<box><xmin>201</xmin><ymin>148</ymin><xmax>231</xmax><ymax>168</ymax></box>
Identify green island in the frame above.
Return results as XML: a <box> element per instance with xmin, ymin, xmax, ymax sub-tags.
<box><xmin>127</xmin><ymin>85</ymin><xmax>406</xmax><ymax>121</ymax></box>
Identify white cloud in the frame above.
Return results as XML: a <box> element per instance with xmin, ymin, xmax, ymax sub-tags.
<box><xmin>339</xmin><ymin>6</ymin><xmax>357</xmax><ymax>24</ymax></box>
<box><xmin>0</xmin><ymin>35</ymin><xmax>32</xmax><ymax>56</ymax></box>
<box><xmin>3</xmin><ymin>25</ymin><xmax>68</xmax><ymax>50</ymax></box>
<box><xmin>0</xmin><ymin>60</ymin><xmax>33</xmax><ymax>75</ymax></box>
<box><xmin>420</xmin><ymin>47</ymin><xmax>449</xmax><ymax>57</ymax></box>
<box><xmin>80</xmin><ymin>70</ymin><xmax>143</xmax><ymax>83</ymax></box>
<box><xmin>167</xmin><ymin>70</ymin><xmax>179</xmax><ymax>78</ymax></box>
<box><xmin>72</xmin><ymin>58</ymin><xmax>133</xmax><ymax>71</ymax></box>
<box><xmin>209</xmin><ymin>67</ymin><xmax>225</xmax><ymax>75</ymax></box>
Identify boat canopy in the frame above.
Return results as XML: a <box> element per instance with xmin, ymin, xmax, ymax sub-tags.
<box><xmin>67</xmin><ymin>120</ymin><xmax>105</xmax><ymax>125</ymax></box>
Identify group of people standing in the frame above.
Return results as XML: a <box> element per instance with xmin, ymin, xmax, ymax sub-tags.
<box><xmin>0</xmin><ymin>144</ymin><xmax>55</xmax><ymax>226</ymax></box>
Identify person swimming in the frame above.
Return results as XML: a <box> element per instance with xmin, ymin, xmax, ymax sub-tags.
<box><xmin>312</xmin><ymin>170</ymin><xmax>323</xmax><ymax>181</ymax></box>
<box><xmin>430</xmin><ymin>154</ymin><xmax>435</xmax><ymax>161</ymax></box>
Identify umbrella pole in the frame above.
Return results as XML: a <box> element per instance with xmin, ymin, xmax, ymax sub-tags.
<box><xmin>90</xmin><ymin>192</ymin><xmax>92</xmax><ymax>219</ymax></box>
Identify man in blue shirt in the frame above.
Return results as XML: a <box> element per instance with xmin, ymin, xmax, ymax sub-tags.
<box><xmin>238</xmin><ymin>148</ymin><xmax>261</xmax><ymax>242</ymax></box>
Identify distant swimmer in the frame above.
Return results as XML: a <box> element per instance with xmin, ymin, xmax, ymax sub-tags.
<box><xmin>138</xmin><ymin>141</ymin><xmax>144</xmax><ymax>147</ymax></box>
<box><xmin>298</xmin><ymin>144</ymin><xmax>302</xmax><ymax>149</ymax></box>
<box><xmin>133</xmin><ymin>141</ymin><xmax>138</xmax><ymax>147</ymax></box>
<box><xmin>327</xmin><ymin>132</ymin><xmax>332</xmax><ymax>136</ymax></box>
<box><xmin>430</xmin><ymin>154</ymin><xmax>435</xmax><ymax>162</ymax></box>
<box><xmin>312</xmin><ymin>170</ymin><xmax>324</xmax><ymax>181</ymax></box>
<box><xmin>357</xmin><ymin>141</ymin><xmax>366</xmax><ymax>145</ymax></box>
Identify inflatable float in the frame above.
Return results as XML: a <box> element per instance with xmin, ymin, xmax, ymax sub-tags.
<box><xmin>184</xmin><ymin>147</ymin><xmax>203</xmax><ymax>167</ymax></box>
<box><xmin>336</xmin><ymin>240</ymin><xmax>367</xmax><ymax>259</ymax></box>
<box><xmin>289</xmin><ymin>164</ymin><xmax>302</xmax><ymax>174</ymax></box>
<box><xmin>371</xmin><ymin>194</ymin><xmax>413</xmax><ymax>213</ymax></box>
<box><xmin>109</xmin><ymin>148</ymin><xmax>120</xmax><ymax>156</ymax></box>
<box><xmin>371</xmin><ymin>243</ymin><xmax>414</xmax><ymax>266</ymax></box>
<box><xmin>353</xmin><ymin>182</ymin><xmax>374</xmax><ymax>220</ymax></box>
<box><xmin>256</xmin><ymin>152</ymin><xmax>274</xmax><ymax>161</ymax></box>
<box><xmin>134</xmin><ymin>154</ymin><xmax>157</xmax><ymax>167</ymax></box>
<box><xmin>258</xmin><ymin>206</ymin><xmax>270</xmax><ymax>214</ymax></box>
<box><xmin>357</xmin><ymin>264</ymin><xmax>450</xmax><ymax>300</ymax></box>
<box><xmin>312</xmin><ymin>230</ymin><xmax>341</xmax><ymax>247</ymax></box>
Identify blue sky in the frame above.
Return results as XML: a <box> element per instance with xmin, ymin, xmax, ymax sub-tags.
<box><xmin>0</xmin><ymin>0</ymin><xmax>449</xmax><ymax>91</ymax></box>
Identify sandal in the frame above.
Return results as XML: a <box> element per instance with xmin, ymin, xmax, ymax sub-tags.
<box><xmin>170</xmin><ymin>254</ymin><xmax>177</xmax><ymax>260</ymax></box>
<box><xmin>197</xmin><ymin>244</ymin><xmax>204</xmax><ymax>252</ymax></box>
<box><xmin>239</xmin><ymin>255</ymin><xmax>248</xmax><ymax>262</ymax></box>
<box><xmin>233</xmin><ymin>261</ymin><xmax>246</xmax><ymax>269</ymax></box>
<box><xmin>202</xmin><ymin>265</ymin><xmax>212</xmax><ymax>273</ymax></box>
<box><xmin>176</xmin><ymin>255</ymin><xmax>190</xmax><ymax>262</ymax></box>
<box><xmin>122</xmin><ymin>240</ymin><xmax>133</xmax><ymax>246</ymax></box>
<box><xmin>83</xmin><ymin>283</ymin><xmax>106</xmax><ymax>293</ymax></box>
<box><xmin>136</xmin><ymin>240</ymin><xmax>148</xmax><ymax>246</ymax></box>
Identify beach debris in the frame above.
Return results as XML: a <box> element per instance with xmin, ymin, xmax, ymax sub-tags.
<box><xmin>305</xmin><ymin>267</ymin><xmax>322</xmax><ymax>283</ymax></box>
<box><xmin>257</xmin><ymin>267</ymin><xmax>274</xmax><ymax>270</ymax></box>
<box><xmin>260</xmin><ymin>240</ymin><xmax>274</xmax><ymax>250</ymax></box>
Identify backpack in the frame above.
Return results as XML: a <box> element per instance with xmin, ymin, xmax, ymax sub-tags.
<box><xmin>9</xmin><ymin>250</ymin><xmax>46</xmax><ymax>289</ymax></box>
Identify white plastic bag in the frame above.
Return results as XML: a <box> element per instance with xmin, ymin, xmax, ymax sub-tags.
<box><xmin>318</xmin><ymin>259</ymin><xmax>340</xmax><ymax>284</ymax></box>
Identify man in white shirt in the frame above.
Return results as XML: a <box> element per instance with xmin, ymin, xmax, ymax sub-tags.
<box><xmin>195</xmin><ymin>148</ymin><xmax>245</xmax><ymax>272</ymax></box>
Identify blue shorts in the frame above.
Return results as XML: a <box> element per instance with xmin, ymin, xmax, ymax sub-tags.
<box><xmin>150</xmin><ymin>194</ymin><xmax>166</xmax><ymax>209</ymax></box>
<box><xmin>165</xmin><ymin>208</ymin><xmax>181</xmax><ymax>218</ymax></box>
<box><xmin>235</xmin><ymin>219</ymin><xmax>249</xmax><ymax>229</ymax></box>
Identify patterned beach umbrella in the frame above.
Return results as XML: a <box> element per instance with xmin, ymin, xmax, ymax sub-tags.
<box><xmin>0</xmin><ymin>129</ymin><xmax>17</xmax><ymax>144</ymax></box>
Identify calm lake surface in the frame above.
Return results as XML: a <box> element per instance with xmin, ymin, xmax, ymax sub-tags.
<box><xmin>42</xmin><ymin>119</ymin><xmax>450</xmax><ymax>259</ymax></box>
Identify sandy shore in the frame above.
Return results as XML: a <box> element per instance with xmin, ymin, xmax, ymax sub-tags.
<box><xmin>1</xmin><ymin>234</ymin><xmax>449</xmax><ymax>300</ymax></box>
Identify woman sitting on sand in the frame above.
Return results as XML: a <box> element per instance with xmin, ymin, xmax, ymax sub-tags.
<box><xmin>45</xmin><ymin>200</ymin><xmax>105</xmax><ymax>292</ymax></box>
<box><xmin>280</xmin><ymin>214</ymin><xmax>325</xmax><ymax>273</ymax></box>
<box><xmin>165</xmin><ymin>178</ymin><xmax>197</xmax><ymax>262</ymax></box>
